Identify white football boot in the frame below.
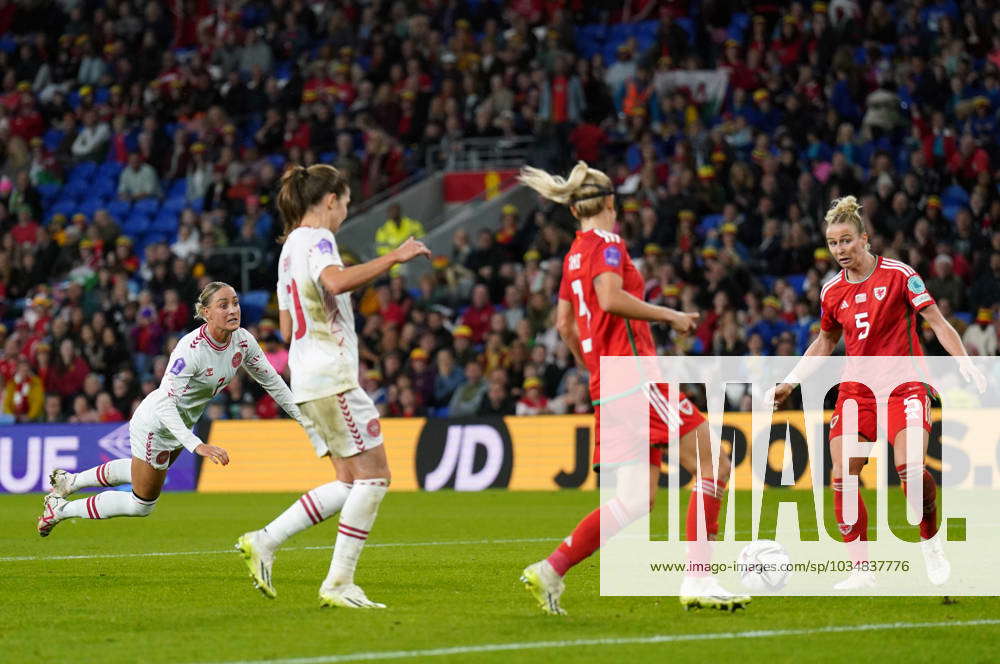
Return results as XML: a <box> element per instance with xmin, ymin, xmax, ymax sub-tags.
<box><xmin>48</xmin><ymin>469</ymin><xmax>75</xmax><ymax>498</ymax></box>
<box><xmin>679</xmin><ymin>575</ymin><xmax>752</xmax><ymax>611</ymax></box>
<box><xmin>319</xmin><ymin>583</ymin><xmax>386</xmax><ymax>609</ymax></box>
<box><xmin>37</xmin><ymin>494</ymin><xmax>67</xmax><ymax>537</ymax></box>
<box><xmin>833</xmin><ymin>570</ymin><xmax>877</xmax><ymax>590</ymax></box>
<box><xmin>236</xmin><ymin>530</ymin><xmax>277</xmax><ymax>598</ymax></box>
<box><xmin>520</xmin><ymin>560</ymin><xmax>567</xmax><ymax>615</ymax></box>
<box><xmin>920</xmin><ymin>535</ymin><xmax>951</xmax><ymax>586</ymax></box>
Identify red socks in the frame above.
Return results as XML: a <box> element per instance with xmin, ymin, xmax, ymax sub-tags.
<box><xmin>685</xmin><ymin>478</ymin><xmax>726</xmax><ymax>577</ymax></box>
<box><xmin>896</xmin><ymin>464</ymin><xmax>938</xmax><ymax>540</ymax></box>
<box><xmin>833</xmin><ymin>477</ymin><xmax>869</xmax><ymax>564</ymax></box>
<box><xmin>546</xmin><ymin>498</ymin><xmax>633</xmax><ymax>577</ymax></box>
<box><xmin>546</xmin><ymin>478</ymin><xmax>727</xmax><ymax>578</ymax></box>
<box><xmin>687</xmin><ymin>478</ymin><xmax>725</xmax><ymax>541</ymax></box>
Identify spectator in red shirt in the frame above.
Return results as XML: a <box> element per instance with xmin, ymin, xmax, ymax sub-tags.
<box><xmin>948</xmin><ymin>134</ymin><xmax>990</xmax><ymax>188</ymax></box>
<box><xmin>48</xmin><ymin>339</ymin><xmax>90</xmax><ymax>402</ymax></box>
<box><xmin>460</xmin><ymin>284</ymin><xmax>495</xmax><ymax>344</ymax></box>
<box><xmin>10</xmin><ymin>207</ymin><xmax>40</xmax><ymax>246</ymax></box>
<box><xmin>569</xmin><ymin>118</ymin><xmax>607</xmax><ymax>164</ymax></box>
<box><xmin>158</xmin><ymin>288</ymin><xmax>190</xmax><ymax>334</ymax></box>
<box><xmin>95</xmin><ymin>391</ymin><xmax>124</xmax><ymax>422</ymax></box>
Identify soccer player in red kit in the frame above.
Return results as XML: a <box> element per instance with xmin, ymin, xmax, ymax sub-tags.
<box><xmin>517</xmin><ymin>162</ymin><xmax>750</xmax><ymax>613</ymax></box>
<box><xmin>773</xmin><ymin>196</ymin><xmax>986</xmax><ymax>589</ymax></box>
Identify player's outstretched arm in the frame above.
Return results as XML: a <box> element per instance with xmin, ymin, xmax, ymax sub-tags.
<box><xmin>593</xmin><ymin>272</ymin><xmax>698</xmax><ymax>332</ymax></box>
<box><xmin>320</xmin><ymin>237</ymin><xmax>431</xmax><ymax>296</ymax></box>
<box><xmin>772</xmin><ymin>327</ymin><xmax>842</xmax><ymax>408</ymax></box>
<box><xmin>921</xmin><ymin>304</ymin><xmax>987</xmax><ymax>392</ymax></box>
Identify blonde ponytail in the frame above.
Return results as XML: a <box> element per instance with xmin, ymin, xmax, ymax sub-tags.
<box><xmin>518</xmin><ymin>161</ymin><xmax>613</xmax><ymax>219</ymax></box>
<box><xmin>824</xmin><ymin>195</ymin><xmax>864</xmax><ymax>234</ymax></box>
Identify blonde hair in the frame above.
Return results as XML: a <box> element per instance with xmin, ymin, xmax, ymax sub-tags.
<box><xmin>518</xmin><ymin>161</ymin><xmax>614</xmax><ymax>219</ymax></box>
<box><xmin>194</xmin><ymin>281</ymin><xmax>233</xmax><ymax>321</ymax></box>
<box><xmin>824</xmin><ymin>195</ymin><xmax>865</xmax><ymax>235</ymax></box>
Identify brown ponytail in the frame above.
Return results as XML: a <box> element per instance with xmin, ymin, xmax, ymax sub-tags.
<box><xmin>277</xmin><ymin>164</ymin><xmax>350</xmax><ymax>239</ymax></box>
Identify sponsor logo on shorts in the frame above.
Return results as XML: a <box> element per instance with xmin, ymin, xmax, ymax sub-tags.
<box><xmin>367</xmin><ymin>419</ymin><xmax>381</xmax><ymax>437</ymax></box>
<box><xmin>838</xmin><ymin>523</ymin><xmax>852</xmax><ymax>535</ymax></box>
<box><xmin>155</xmin><ymin>450</ymin><xmax>170</xmax><ymax>465</ymax></box>
<box><xmin>679</xmin><ymin>399</ymin><xmax>694</xmax><ymax>415</ymax></box>
<box><xmin>231</xmin><ymin>352</ymin><xmax>242</xmax><ymax>367</ymax></box>
<box><xmin>169</xmin><ymin>358</ymin><xmax>186</xmax><ymax>375</ymax></box>
<box><xmin>830</xmin><ymin>414</ymin><xmax>839</xmax><ymax>429</ymax></box>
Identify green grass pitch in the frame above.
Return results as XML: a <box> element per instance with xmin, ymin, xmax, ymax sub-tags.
<box><xmin>1</xmin><ymin>490</ymin><xmax>997</xmax><ymax>664</ymax></box>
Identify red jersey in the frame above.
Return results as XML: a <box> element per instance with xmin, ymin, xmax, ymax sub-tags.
<box><xmin>559</xmin><ymin>228</ymin><xmax>655</xmax><ymax>398</ymax></box>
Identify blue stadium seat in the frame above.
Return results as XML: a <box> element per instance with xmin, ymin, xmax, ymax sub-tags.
<box><xmin>151</xmin><ymin>211</ymin><xmax>179</xmax><ymax>233</ymax></box>
<box><xmin>319</xmin><ymin>151</ymin><xmax>335</xmax><ymax>163</ymax></box>
<box><xmin>167</xmin><ymin>178</ymin><xmax>187</xmax><ymax>198</ymax></box>
<box><xmin>268</xmin><ymin>154</ymin><xmax>286</xmax><ymax>170</ymax></box>
<box><xmin>77</xmin><ymin>198</ymin><xmax>103</xmax><ymax>219</ymax></box>
<box><xmin>94</xmin><ymin>87</ymin><xmax>110</xmax><ymax>104</ymax></box>
<box><xmin>954</xmin><ymin>312</ymin><xmax>972</xmax><ymax>325</ymax></box>
<box><xmin>697</xmin><ymin>213</ymin><xmax>724</xmax><ymax>236</ymax></box>
<box><xmin>943</xmin><ymin>184</ymin><xmax>969</xmax><ymax>207</ymax></box>
<box><xmin>37</xmin><ymin>182</ymin><xmax>61</xmax><ymax>203</ymax></box>
<box><xmin>69</xmin><ymin>162</ymin><xmax>98</xmax><ymax>182</ymax></box>
<box><xmin>122</xmin><ymin>213</ymin><xmax>152</xmax><ymax>235</ymax></box>
<box><xmin>43</xmin><ymin>128</ymin><xmax>64</xmax><ymax>151</ymax></box>
<box><xmin>49</xmin><ymin>199</ymin><xmax>77</xmax><ymax>219</ymax></box>
<box><xmin>162</xmin><ymin>197</ymin><xmax>186</xmax><ymax>214</ymax></box>
<box><xmin>132</xmin><ymin>197</ymin><xmax>160</xmax><ymax>216</ymax></box>
<box><xmin>241</xmin><ymin>290</ymin><xmax>270</xmax><ymax>325</ymax></box>
<box><xmin>98</xmin><ymin>161</ymin><xmax>124</xmax><ymax>179</ymax></box>
<box><xmin>188</xmin><ymin>197</ymin><xmax>204</xmax><ymax>213</ymax></box>
<box><xmin>106</xmin><ymin>199</ymin><xmax>131</xmax><ymax>220</ymax></box>
<box><xmin>786</xmin><ymin>274</ymin><xmax>807</xmax><ymax>295</ymax></box>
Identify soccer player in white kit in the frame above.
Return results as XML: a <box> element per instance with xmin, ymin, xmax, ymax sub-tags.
<box><xmin>236</xmin><ymin>164</ymin><xmax>429</xmax><ymax>609</ymax></box>
<box><xmin>38</xmin><ymin>281</ymin><xmax>321</xmax><ymax>538</ymax></box>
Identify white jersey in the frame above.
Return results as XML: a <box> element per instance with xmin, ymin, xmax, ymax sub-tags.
<box><xmin>277</xmin><ymin>226</ymin><xmax>360</xmax><ymax>402</ymax></box>
<box><xmin>132</xmin><ymin>325</ymin><xmax>305</xmax><ymax>452</ymax></box>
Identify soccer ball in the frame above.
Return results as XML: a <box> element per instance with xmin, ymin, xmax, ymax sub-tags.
<box><xmin>738</xmin><ymin>539</ymin><xmax>791</xmax><ymax>592</ymax></box>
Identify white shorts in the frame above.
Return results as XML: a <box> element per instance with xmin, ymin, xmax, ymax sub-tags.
<box><xmin>129</xmin><ymin>413</ymin><xmax>183</xmax><ymax>470</ymax></box>
<box><xmin>300</xmin><ymin>388</ymin><xmax>384</xmax><ymax>458</ymax></box>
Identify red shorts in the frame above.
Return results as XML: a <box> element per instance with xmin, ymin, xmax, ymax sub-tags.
<box><xmin>593</xmin><ymin>383</ymin><xmax>705</xmax><ymax>467</ymax></box>
<box><xmin>830</xmin><ymin>382</ymin><xmax>932</xmax><ymax>442</ymax></box>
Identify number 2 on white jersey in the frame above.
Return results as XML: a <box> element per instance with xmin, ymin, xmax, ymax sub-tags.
<box><xmin>570</xmin><ymin>279</ymin><xmax>593</xmax><ymax>353</ymax></box>
<box><xmin>855</xmin><ymin>312</ymin><xmax>870</xmax><ymax>339</ymax></box>
<box><xmin>288</xmin><ymin>279</ymin><xmax>307</xmax><ymax>340</ymax></box>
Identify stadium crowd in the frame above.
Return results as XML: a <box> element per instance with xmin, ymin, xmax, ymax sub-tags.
<box><xmin>1</xmin><ymin>0</ymin><xmax>1000</xmax><ymax>423</ymax></box>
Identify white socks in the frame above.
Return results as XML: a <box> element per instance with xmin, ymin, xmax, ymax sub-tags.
<box><xmin>263</xmin><ymin>481</ymin><xmax>353</xmax><ymax>546</ymax></box>
<box><xmin>70</xmin><ymin>459</ymin><xmax>132</xmax><ymax>491</ymax></box>
<box><xmin>61</xmin><ymin>491</ymin><xmax>157</xmax><ymax>519</ymax></box>
<box><xmin>324</xmin><ymin>478</ymin><xmax>389</xmax><ymax>589</ymax></box>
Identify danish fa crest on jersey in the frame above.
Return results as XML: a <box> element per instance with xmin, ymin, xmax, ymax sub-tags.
<box><xmin>231</xmin><ymin>352</ymin><xmax>242</xmax><ymax>367</ymax></box>
<box><xmin>874</xmin><ymin>286</ymin><xmax>887</xmax><ymax>301</ymax></box>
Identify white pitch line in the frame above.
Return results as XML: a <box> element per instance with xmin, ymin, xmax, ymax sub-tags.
<box><xmin>192</xmin><ymin>620</ymin><xmax>1000</xmax><ymax>664</ymax></box>
<box><xmin>0</xmin><ymin>537</ymin><xmax>563</xmax><ymax>563</ymax></box>
<box><xmin>2</xmin><ymin>521</ymin><xmax>970</xmax><ymax>563</ymax></box>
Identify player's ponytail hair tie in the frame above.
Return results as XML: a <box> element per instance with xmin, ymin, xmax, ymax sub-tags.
<box><xmin>518</xmin><ymin>161</ymin><xmax>614</xmax><ymax>220</ymax></box>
